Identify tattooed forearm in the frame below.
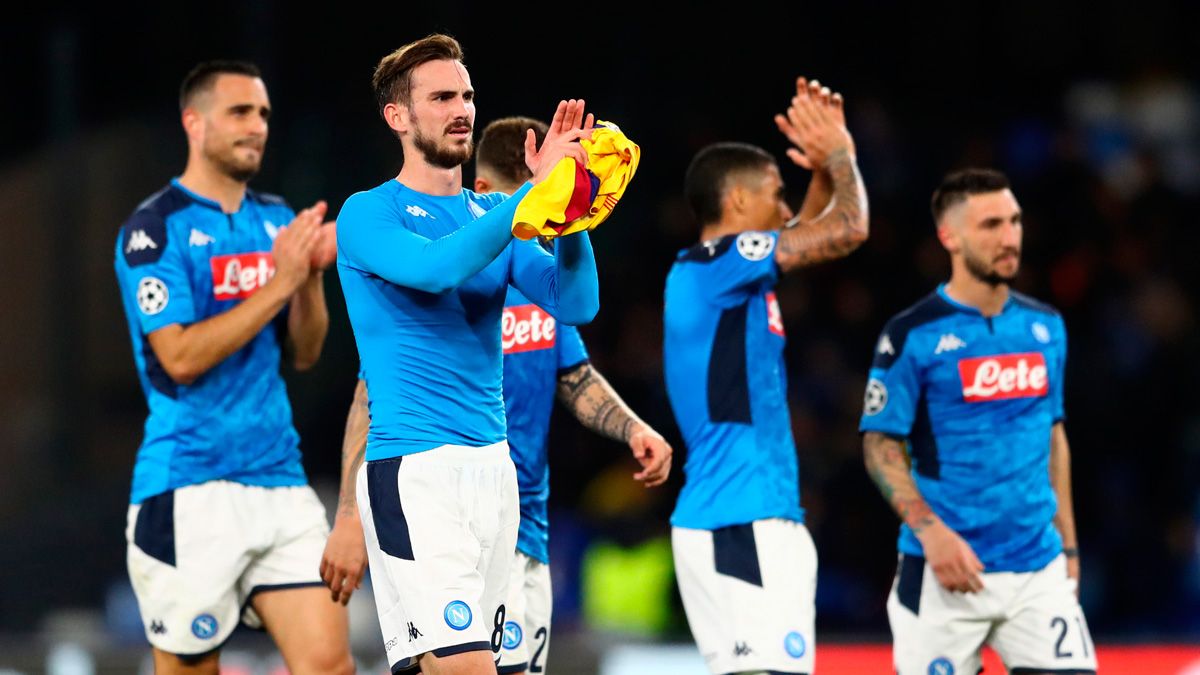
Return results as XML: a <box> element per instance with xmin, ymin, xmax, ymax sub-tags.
<box><xmin>776</xmin><ymin>149</ymin><xmax>869</xmax><ymax>272</ymax></box>
<box><xmin>336</xmin><ymin>378</ymin><xmax>371</xmax><ymax>518</ymax></box>
<box><xmin>863</xmin><ymin>431</ymin><xmax>938</xmax><ymax>534</ymax></box>
<box><xmin>557</xmin><ymin>364</ymin><xmax>644</xmax><ymax>443</ymax></box>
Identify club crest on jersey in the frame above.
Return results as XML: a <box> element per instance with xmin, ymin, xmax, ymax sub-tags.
<box><xmin>211</xmin><ymin>252</ymin><xmax>275</xmax><ymax>301</ymax></box>
<box><xmin>736</xmin><ymin>231</ymin><xmax>774</xmax><ymax>261</ymax></box>
<box><xmin>864</xmin><ymin>378</ymin><xmax>888</xmax><ymax>415</ymax></box>
<box><xmin>928</xmin><ymin>657</ymin><xmax>954</xmax><ymax>675</ymax></box>
<box><xmin>958</xmin><ymin>352</ymin><xmax>1048</xmax><ymax>402</ymax></box>
<box><xmin>443</xmin><ymin>601</ymin><xmax>472</xmax><ymax>630</ymax></box>
<box><xmin>1032</xmin><ymin>321</ymin><xmax>1051</xmax><ymax>344</ymax></box>
<box><xmin>502</xmin><ymin>304</ymin><xmax>556</xmax><ymax>354</ymax></box>
<box><xmin>766</xmin><ymin>291</ymin><xmax>785</xmax><ymax>337</ymax></box>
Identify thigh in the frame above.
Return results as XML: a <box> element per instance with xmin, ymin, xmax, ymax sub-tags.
<box><xmin>252</xmin><ymin>585</ymin><xmax>351</xmax><ymax>675</ymax></box>
<box><xmin>989</xmin><ymin>555</ymin><xmax>1097</xmax><ymax>673</ymax></box>
<box><xmin>126</xmin><ymin>484</ymin><xmax>249</xmax><ymax>656</ymax></box>
<box><xmin>887</xmin><ymin>553</ymin><xmax>992</xmax><ymax>675</ymax></box>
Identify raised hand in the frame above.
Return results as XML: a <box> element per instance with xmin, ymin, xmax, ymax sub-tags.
<box><xmin>271</xmin><ymin>201</ymin><xmax>327</xmax><ymax>291</ymax></box>
<box><xmin>773</xmin><ymin>76</ymin><xmax>855</xmax><ymax>171</ymax></box>
<box><xmin>629</xmin><ymin>425</ymin><xmax>673</xmax><ymax>488</ymax></box>
<box><xmin>525</xmin><ymin>99</ymin><xmax>595</xmax><ymax>184</ymax></box>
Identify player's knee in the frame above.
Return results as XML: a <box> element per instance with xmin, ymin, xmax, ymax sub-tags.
<box><xmin>298</xmin><ymin>645</ymin><xmax>355</xmax><ymax>675</ymax></box>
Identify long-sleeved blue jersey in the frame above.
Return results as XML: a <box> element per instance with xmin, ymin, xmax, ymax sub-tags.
<box><xmin>336</xmin><ymin>179</ymin><xmax>598</xmax><ymax>461</ymax></box>
<box><xmin>859</xmin><ymin>285</ymin><xmax>1068</xmax><ymax>572</ymax></box>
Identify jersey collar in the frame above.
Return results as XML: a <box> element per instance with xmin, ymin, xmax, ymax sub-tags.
<box><xmin>170</xmin><ymin>177</ymin><xmax>244</xmax><ymax>213</ymax></box>
<box><xmin>936</xmin><ymin>283</ymin><xmax>1015</xmax><ymax>316</ymax></box>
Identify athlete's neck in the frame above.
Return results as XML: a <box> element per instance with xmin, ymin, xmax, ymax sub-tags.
<box><xmin>396</xmin><ymin>156</ymin><xmax>462</xmax><ymax>197</ymax></box>
<box><xmin>944</xmin><ymin>267</ymin><xmax>1009</xmax><ymax>317</ymax></box>
<box><xmin>177</xmin><ymin>159</ymin><xmax>248</xmax><ymax>215</ymax></box>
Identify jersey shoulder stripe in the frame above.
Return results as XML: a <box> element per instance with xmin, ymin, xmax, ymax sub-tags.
<box><xmin>873</xmin><ymin>291</ymin><xmax>958</xmax><ymax>369</ymax></box>
<box><xmin>119</xmin><ymin>185</ymin><xmax>192</xmax><ymax>267</ymax></box>
<box><xmin>1009</xmin><ymin>291</ymin><xmax>1061</xmax><ymax>318</ymax></box>
<box><xmin>677</xmin><ymin>235</ymin><xmax>735</xmax><ymax>263</ymax></box>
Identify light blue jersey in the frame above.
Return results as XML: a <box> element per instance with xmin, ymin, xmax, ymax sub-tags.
<box><xmin>114</xmin><ymin>179</ymin><xmax>306</xmax><ymax>504</ymax></box>
<box><xmin>859</xmin><ymin>285</ymin><xmax>1068</xmax><ymax>572</ymax></box>
<box><xmin>336</xmin><ymin>179</ymin><xmax>598</xmax><ymax>462</ymax></box>
<box><xmin>663</xmin><ymin>231</ymin><xmax>804</xmax><ymax>530</ymax></box>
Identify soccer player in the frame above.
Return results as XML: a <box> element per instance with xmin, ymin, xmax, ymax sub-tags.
<box><xmin>320</xmin><ymin>116</ymin><xmax>673</xmax><ymax>675</ymax></box>
<box><xmin>113</xmin><ymin>61</ymin><xmax>351</xmax><ymax>674</ymax></box>
<box><xmin>859</xmin><ymin>168</ymin><xmax>1096</xmax><ymax>675</ymax></box>
<box><xmin>334</xmin><ymin>36</ymin><xmax>600</xmax><ymax>675</ymax></box>
<box><xmin>663</xmin><ymin>78</ymin><xmax>869</xmax><ymax>675</ymax></box>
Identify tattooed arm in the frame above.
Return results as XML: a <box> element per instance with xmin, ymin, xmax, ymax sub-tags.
<box><xmin>1049</xmin><ymin>422</ymin><xmax>1081</xmax><ymax>587</ymax></box>
<box><xmin>556</xmin><ymin>364</ymin><xmax>672</xmax><ymax>487</ymax></box>
<box><xmin>772</xmin><ymin>76</ymin><xmax>869</xmax><ymax>273</ymax></box>
<box><xmin>863</xmin><ymin>431</ymin><xmax>984</xmax><ymax>593</ymax></box>
<box><xmin>319</xmin><ymin>377</ymin><xmax>370</xmax><ymax>604</ymax></box>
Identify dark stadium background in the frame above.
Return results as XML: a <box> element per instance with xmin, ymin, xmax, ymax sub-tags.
<box><xmin>2</xmin><ymin>1</ymin><xmax>1198</xmax><ymax>672</ymax></box>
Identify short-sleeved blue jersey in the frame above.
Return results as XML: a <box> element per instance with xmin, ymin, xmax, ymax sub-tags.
<box><xmin>337</xmin><ymin>180</ymin><xmax>598</xmax><ymax>462</ymax></box>
<box><xmin>859</xmin><ymin>284</ymin><xmax>1068</xmax><ymax>572</ymax></box>
<box><xmin>501</xmin><ymin>287</ymin><xmax>589</xmax><ymax>563</ymax></box>
<box><xmin>663</xmin><ymin>231</ymin><xmax>804</xmax><ymax>530</ymax></box>
<box><xmin>113</xmin><ymin>179</ymin><xmax>307</xmax><ymax>504</ymax></box>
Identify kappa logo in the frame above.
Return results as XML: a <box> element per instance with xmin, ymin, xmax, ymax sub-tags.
<box><xmin>736</xmin><ymin>231</ymin><xmax>774</xmax><ymax>261</ymax></box>
<box><xmin>149</xmin><ymin>620</ymin><xmax>166</xmax><ymax>635</ymax></box>
<box><xmin>406</xmin><ymin>205</ymin><xmax>433</xmax><ymax>219</ymax></box>
<box><xmin>864</xmin><ymin>378</ymin><xmax>888</xmax><ymax>415</ymax></box>
<box><xmin>732</xmin><ymin>641</ymin><xmax>753</xmax><ymax>657</ymax></box>
<box><xmin>136</xmin><ymin>277</ymin><xmax>169</xmax><ymax>315</ymax></box>
<box><xmin>443</xmin><ymin>600</ymin><xmax>472</xmax><ymax>631</ymax></box>
<box><xmin>934</xmin><ymin>333</ymin><xmax>967</xmax><ymax>355</ymax></box>
<box><xmin>263</xmin><ymin>220</ymin><xmax>280</xmax><ymax>240</ymax></box>
<box><xmin>407</xmin><ymin>622</ymin><xmax>423</xmax><ymax>641</ymax></box>
<box><xmin>877</xmin><ymin>334</ymin><xmax>895</xmax><ymax>355</ymax></box>
<box><xmin>1032</xmin><ymin>322</ymin><xmax>1051</xmax><ymax>344</ymax></box>
<box><xmin>125</xmin><ymin>229</ymin><xmax>158</xmax><ymax>253</ymax></box>
<box><xmin>189</xmin><ymin>228</ymin><xmax>215</xmax><ymax>247</ymax></box>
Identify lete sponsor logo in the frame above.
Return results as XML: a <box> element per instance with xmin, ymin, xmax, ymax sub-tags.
<box><xmin>766</xmin><ymin>291</ymin><xmax>785</xmax><ymax>337</ymax></box>
<box><xmin>502</xmin><ymin>304</ymin><xmax>556</xmax><ymax>354</ymax></box>
<box><xmin>958</xmin><ymin>352</ymin><xmax>1048</xmax><ymax>402</ymax></box>
<box><xmin>211</xmin><ymin>252</ymin><xmax>274</xmax><ymax>300</ymax></box>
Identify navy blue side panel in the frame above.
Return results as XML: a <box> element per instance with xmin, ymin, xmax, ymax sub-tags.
<box><xmin>872</xmin><ymin>292</ymin><xmax>958</xmax><ymax>369</ymax></box>
<box><xmin>908</xmin><ymin>389</ymin><xmax>939</xmax><ymax>479</ymax></box>
<box><xmin>1009</xmin><ymin>291</ymin><xmax>1061</xmax><ymax>317</ymax></box>
<box><xmin>134</xmin><ymin>490</ymin><xmax>176</xmax><ymax>566</ymax></box>
<box><xmin>142</xmin><ymin>335</ymin><xmax>178</xmax><ymax>399</ymax></box>
<box><xmin>896</xmin><ymin>553</ymin><xmax>925</xmax><ymax>615</ymax></box>
<box><xmin>678</xmin><ymin>235</ymin><xmax>735</xmax><ymax>263</ymax></box>
<box><xmin>367</xmin><ymin>457</ymin><xmax>415</xmax><ymax>560</ymax></box>
<box><xmin>390</xmin><ymin>658</ymin><xmax>419</xmax><ymax>675</ymax></box>
<box><xmin>712</xmin><ymin>523</ymin><xmax>763</xmax><ymax>587</ymax></box>
<box><xmin>708</xmin><ymin>303</ymin><xmax>751</xmax><ymax>424</ymax></box>
<box><xmin>498</xmin><ymin>664</ymin><xmax>529</xmax><ymax>674</ymax></box>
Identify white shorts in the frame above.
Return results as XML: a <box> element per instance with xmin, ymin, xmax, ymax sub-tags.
<box><xmin>358</xmin><ymin>442</ymin><xmax>520</xmax><ymax>673</ymax></box>
<box><xmin>889</xmin><ymin>552</ymin><xmax>1097</xmax><ymax>675</ymax></box>
<box><xmin>498</xmin><ymin>551</ymin><xmax>553</xmax><ymax>674</ymax></box>
<box><xmin>673</xmin><ymin>519</ymin><xmax>817</xmax><ymax>675</ymax></box>
<box><xmin>125</xmin><ymin>481</ymin><xmax>330</xmax><ymax>656</ymax></box>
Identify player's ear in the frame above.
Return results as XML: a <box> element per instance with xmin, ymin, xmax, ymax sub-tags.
<box><xmin>384</xmin><ymin>102</ymin><xmax>409</xmax><ymax>135</ymax></box>
<box><xmin>181</xmin><ymin>107</ymin><xmax>204</xmax><ymax>144</ymax></box>
<box><xmin>936</xmin><ymin>221</ymin><xmax>959</xmax><ymax>253</ymax></box>
<box><xmin>474</xmin><ymin>177</ymin><xmax>491</xmax><ymax>193</ymax></box>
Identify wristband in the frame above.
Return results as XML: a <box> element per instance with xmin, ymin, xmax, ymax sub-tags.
<box><xmin>1063</xmin><ymin>547</ymin><xmax>1079</xmax><ymax>558</ymax></box>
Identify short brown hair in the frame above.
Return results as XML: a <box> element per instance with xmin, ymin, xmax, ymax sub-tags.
<box><xmin>372</xmin><ymin>34</ymin><xmax>464</xmax><ymax>119</ymax></box>
<box><xmin>477</xmin><ymin>117</ymin><xmax>549</xmax><ymax>189</ymax></box>
<box><xmin>931</xmin><ymin>168</ymin><xmax>1011</xmax><ymax>225</ymax></box>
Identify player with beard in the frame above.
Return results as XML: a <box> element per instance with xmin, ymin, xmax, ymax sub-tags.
<box><xmin>860</xmin><ymin>169</ymin><xmax>1095</xmax><ymax>675</ymax></box>
<box><xmin>113</xmin><ymin>61</ymin><xmax>350</xmax><ymax>674</ymax></box>
<box><xmin>334</xmin><ymin>36</ymin><xmax>600</xmax><ymax>675</ymax></box>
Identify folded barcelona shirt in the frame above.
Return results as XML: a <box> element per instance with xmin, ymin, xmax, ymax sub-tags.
<box><xmin>512</xmin><ymin>121</ymin><xmax>640</xmax><ymax>241</ymax></box>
